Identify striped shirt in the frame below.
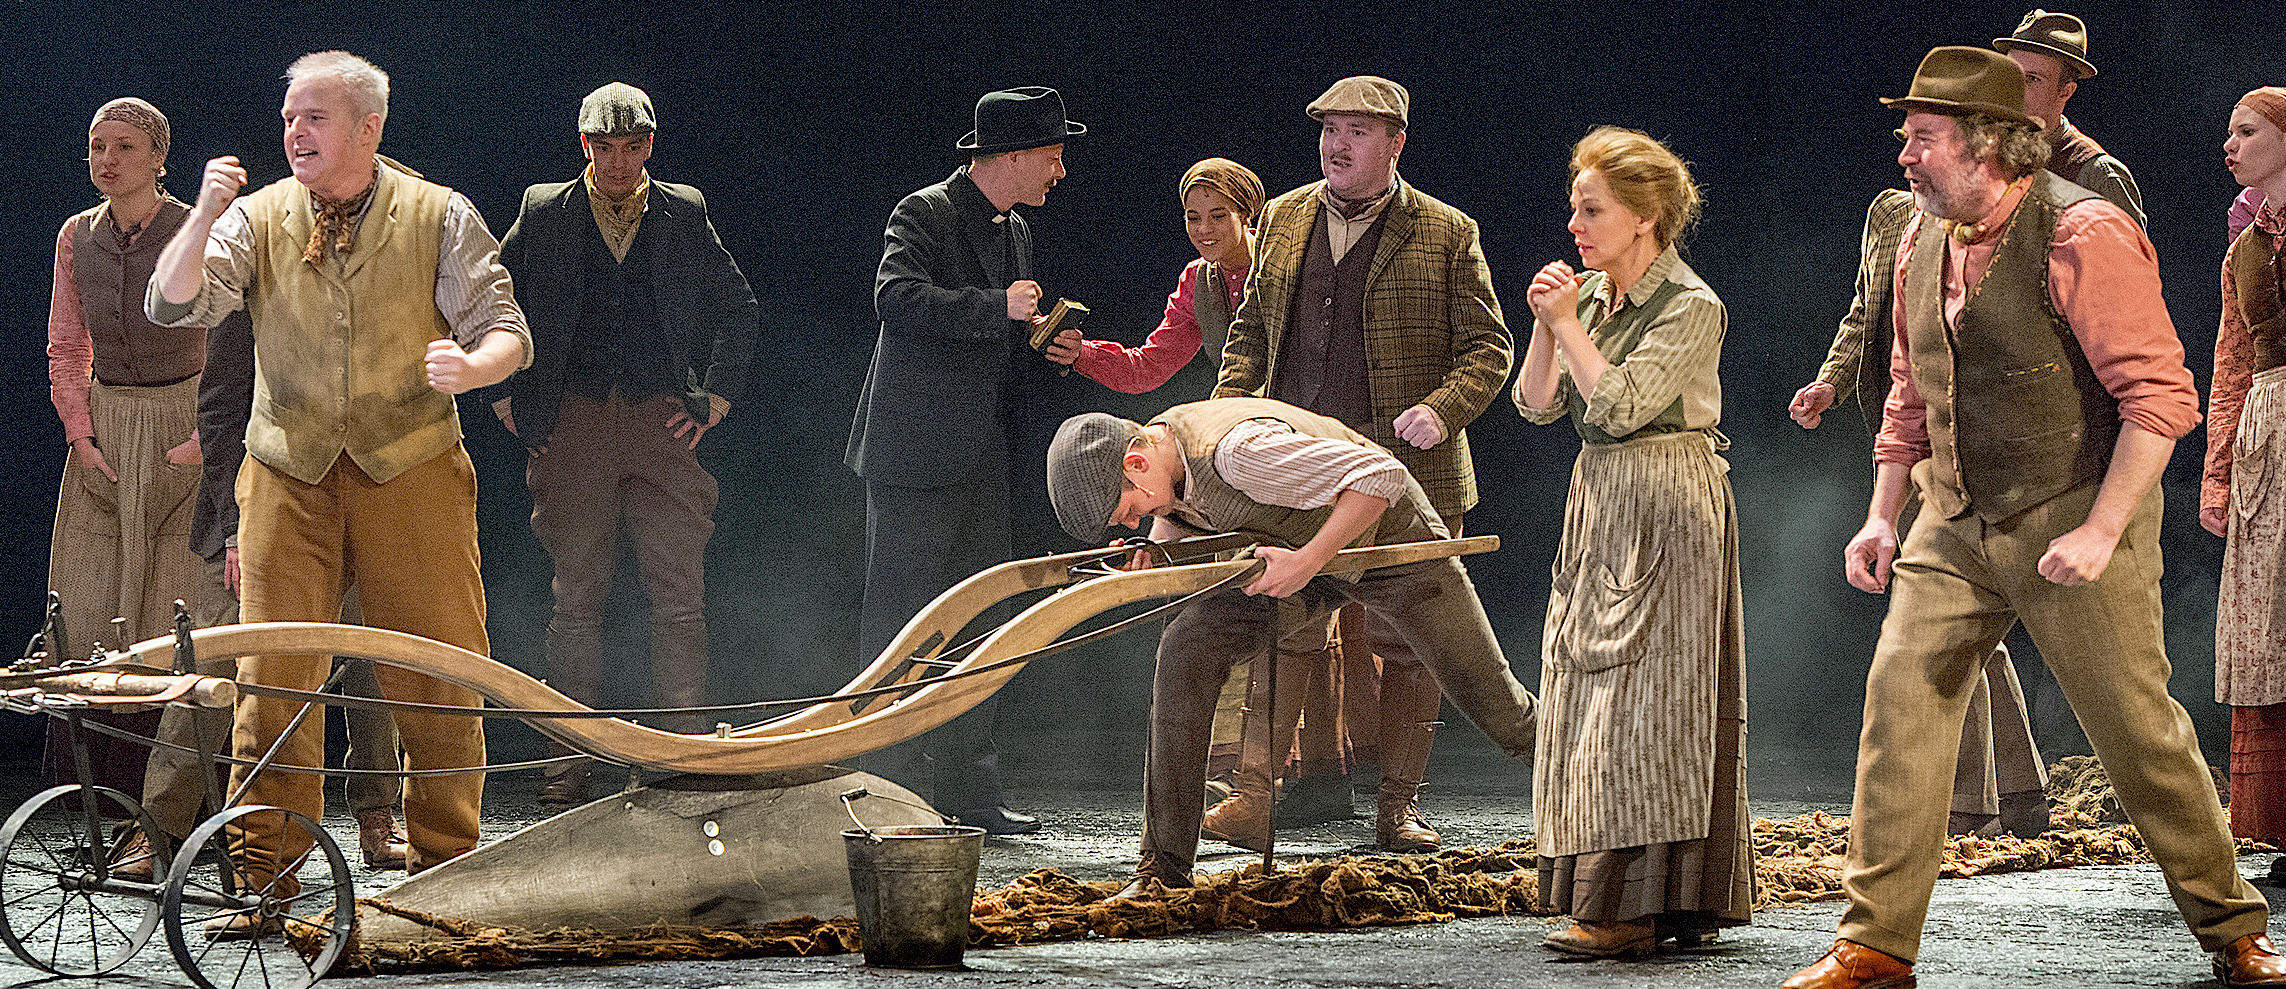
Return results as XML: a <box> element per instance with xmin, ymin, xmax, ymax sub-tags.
<box><xmin>1201</xmin><ymin>417</ymin><xmax>1411</xmax><ymax>510</ymax></box>
<box><xmin>149</xmin><ymin>180</ymin><xmax>530</xmax><ymax>361</ymax></box>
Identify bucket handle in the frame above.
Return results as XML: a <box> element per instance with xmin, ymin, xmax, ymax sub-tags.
<box><xmin>839</xmin><ymin>786</ymin><xmax>953</xmax><ymax>843</ymax></box>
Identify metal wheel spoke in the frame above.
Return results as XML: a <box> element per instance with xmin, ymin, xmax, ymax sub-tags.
<box><xmin>0</xmin><ymin>786</ymin><xmax>161</xmax><ymax>975</ymax></box>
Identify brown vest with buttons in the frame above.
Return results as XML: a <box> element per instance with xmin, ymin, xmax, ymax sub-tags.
<box><xmin>69</xmin><ymin>198</ymin><xmax>205</xmax><ymax>385</ymax></box>
<box><xmin>1269</xmin><ymin>206</ymin><xmax>1386</xmax><ymax>430</ymax></box>
<box><xmin>1903</xmin><ymin>172</ymin><xmax>2118</xmax><ymax>523</ymax></box>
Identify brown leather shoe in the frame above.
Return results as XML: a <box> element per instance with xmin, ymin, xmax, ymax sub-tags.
<box><xmin>2216</xmin><ymin>932</ymin><xmax>2286</xmax><ymax>986</ymax></box>
<box><xmin>111</xmin><ymin>826</ymin><xmax>158</xmax><ymax>881</ymax></box>
<box><xmin>1781</xmin><ymin>939</ymin><xmax>1915</xmax><ymax>989</ymax></box>
<box><xmin>1543</xmin><ymin>919</ymin><xmax>1654</xmax><ymax>958</ymax></box>
<box><xmin>538</xmin><ymin>761</ymin><xmax>592</xmax><ymax>807</ymax></box>
<box><xmin>356</xmin><ymin>808</ymin><xmax>409</xmax><ymax>869</ymax></box>
<box><xmin>1377</xmin><ymin>800</ymin><xmax>1441</xmax><ymax>853</ymax></box>
<box><xmin>1200</xmin><ymin>790</ymin><xmax>1272</xmax><ymax>852</ymax></box>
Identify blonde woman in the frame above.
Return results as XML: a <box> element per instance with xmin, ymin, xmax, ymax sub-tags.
<box><xmin>1513</xmin><ymin>125</ymin><xmax>1751</xmax><ymax>956</ymax></box>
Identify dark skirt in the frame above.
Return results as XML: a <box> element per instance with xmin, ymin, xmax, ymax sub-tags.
<box><xmin>2231</xmin><ymin>703</ymin><xmax>2286</xmax><ymax>843</ymax></box>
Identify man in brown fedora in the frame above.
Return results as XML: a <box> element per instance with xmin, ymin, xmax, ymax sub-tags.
<box><xmin>1994</xmin><ymin>8</ymin><xmax>2145</xmax><ymax>227</ymax></box>
<box><xmin>844</xmin><ymin>87</ymin><xmax>1085</xmax><ymax>834</ymax></box>
<box><xmin>1211</xmin><ymin>75</ymin><xmax>1512</xmax><ymax>855</ymax></box>
<box><xmin>1783</xmin><ymin>47</ymin><xmax>2284</xmax><ymax>989</ymax></box>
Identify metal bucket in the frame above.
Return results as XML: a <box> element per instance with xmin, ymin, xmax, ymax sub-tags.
<box><xmin>840</xmin><ymin>825</ymin><xmax>984</xmax><ymax>968</ymax></box>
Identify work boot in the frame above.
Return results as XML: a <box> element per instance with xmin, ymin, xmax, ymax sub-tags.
<box><xmin>1998</xmin><ymin>789</ymin><xmax>2051</xmax><ymax>838</ymax></box>
<box><xmin>111</xmin><ymin>825</ymin><xmax>158</xmax><ymax>881</ymax></box>
<box><xmin>539</xmin><ymin>759</ymin><xmax>592</xmax><ymax>807</ymax></box>
<box><xmin>1376</xmin><ymin>663</ymin><xmax>1443</xmax><ymax>853</ymax></box>
<box><xmin>355</xmin><ymin>808</ymin><xmax>408</xmax><ymax>869</ymax></box>
<box><xmin>652</xmin><ymin>616</ymin><xmax>712</xmax><ymax>735</ymax></box>
<box><xmin>1201</xmin><ymin>649</ymin><xmax>1308</xmax><ymax>852</ymax></box>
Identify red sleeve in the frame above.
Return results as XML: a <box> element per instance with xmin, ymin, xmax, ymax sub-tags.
<box><xmin>45</xmin><ymin>219</ymin><xmax>94</xmax><ymax>444</ymax></box>
<box><xmin>2206</xmin><ymin>237</ymin><xmax>2256</xmax><ymax>526</ymax></box>
<box><xmin>2047</xmin><ymin>200</ymin><xmax>2202</xmax><ymax>441</ymax></box>
<box><xmin>1072</xmin><ymin>260</ymin><xmax>1206</xmax><ymax>394</ymax></box>
<box><xmin>1873</xmin><ymin>212</ymin><xmax>1931</xmax><ymax>467</ymax></box>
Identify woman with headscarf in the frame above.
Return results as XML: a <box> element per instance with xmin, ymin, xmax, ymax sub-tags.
<box><xmin>1513</xmin><ymin>126</ymin><xmax>1752</xmax><ymax>956</ymax></box>
<box><xmin>1051</xmin><ymin>158</ymin><xmax>1263</xmax><ymax>395</ymax></box>
<box><xmin>2202</xmin><ymin>86</ymin><xmax>2286</xmax><ymax>878</ymax></box>
<box><xmin>42</xmin><ymin>98</ymin><xmax>207</xmax><ymax>786</ymax></box>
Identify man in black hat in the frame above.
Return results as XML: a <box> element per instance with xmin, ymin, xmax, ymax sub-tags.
<box><xmin>490</xmin><ymin>82</ymin><xmax>759</xmax><ymax>805</ymax></box>
<box><xmin>1782</xmin><ymin>46</ymin><xmax>2281</xmax><ymax>989</ymax></box>
<box><xmin>1993</xmin><ymin>8</ymin><xmax>2145</xmax><ymax>227</ymax></box>
<box><xmin>844</xmin><ymin>87</ymin><xmax>1084</xmax><ymax>834</ymax></box>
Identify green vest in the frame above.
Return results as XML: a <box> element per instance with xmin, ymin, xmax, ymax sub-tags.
<box><xmin>238</xmin><ymin>160</ymin><xmax>460</xmax><ymax>484</ymax></box>
<box><xmin>1565</xmin><ymin>272</ymin><xmax>1690</xmax><ymax>445</ymax></box>
<box><xmin>1904</xmin><ymin>173</ymin><xmax>2117</xmax><ymax>523</ymax></box>
<box><xmin>1152</xmin><ymin>397</ymin><xmax>1443</xmax><ymax>550</ymax></box>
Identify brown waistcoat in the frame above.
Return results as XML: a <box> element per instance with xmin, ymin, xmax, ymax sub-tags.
<box><xmin>1904</xmin><ymin>173</ymin><xmax>2118</xmax><ymax>523</ymax></box>
<box><xmin>1269</xmin><ymin>209</ymin><xmax>1386</xmax><ymax>429</ymax></box>
<box><xmin>2230</xmin><ymin>224</ymin><xmax>2286</xmax><ymax>373</ymax></box>
<box><xmin>69</xmin><ymin>198</ymin><xmax>205</xmax><ymax>386</ymax></box>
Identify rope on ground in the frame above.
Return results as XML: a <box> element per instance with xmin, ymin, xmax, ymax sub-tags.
<box><xmin>323</xmin><ymin>799</ymin><xmax>2267</xmax><ymax>973</ymax></box>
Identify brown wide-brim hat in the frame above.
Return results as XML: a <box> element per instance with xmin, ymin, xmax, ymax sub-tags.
<box><xmin>1993</xmin><ymin>8</ymin><xmax>2097</xmax><ymax>79</ymax></box>
<box><xmin>1881</xmin><ymin>46</ymin><xmax>2040</xmax><ymax>128</ymax></box>
<box><xmin>957</xmin><ymin>87</ymin><xmax>1085</xmax><ymax>155</ymax></box>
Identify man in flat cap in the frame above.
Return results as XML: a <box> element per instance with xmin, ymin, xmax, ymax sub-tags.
<box><xmin>1782</xmin><ymin>46</ymin><xmax>2283</xmax><ymax>989</ymax></box>
<box><xmin>1994</xmin><ymin>7</ymin><xmax>2145</xmax><ymax>226</ymax></box>
<box><xmin>1044</xmin><ymin>397</ymin><xmax>1535</xmax><ymax>893</ymax></box>
<box><xmin>149</xmin><ymin>50</ymin><xmax>529</xmax><ymax>927</ymax></box>
<box><xmin>845</xmin><ymin>87</ymin><xmax>1084</xmax><ymax>834</ymax></box>
<box><xmin>1212</xmin><ymin>75</ymin><xmax>1510</xmax><ymax>853</ymax></box>
<box><xmin>490</xmin><ymin>82</ymin><xmax>758</xmax><ymax>805</ymax></box>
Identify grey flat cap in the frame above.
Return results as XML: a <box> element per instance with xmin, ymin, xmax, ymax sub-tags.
<box><xmin>1047</xmin><ymin>412</ymin><xmax>1142</xmax><ymax>545</ymax></box>
<box><xmin>580</xmin><ymin>82</ymin><xmax>655</xmax><ymax>135</ymax></box>
<box><xmin>1307</xmin><ymin>76</ymin><xmax>1408</xmax><ymax>128</ymax></box>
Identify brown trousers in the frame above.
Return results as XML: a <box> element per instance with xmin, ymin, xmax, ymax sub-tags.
<box><xmin>228</xmin><ymin>448</ymin><xmax>489</xmax><ymax>882</ymax></box>
<box><xmin>1840</xmin><ymin>483</ymin><xmax>2266</xmax><ymax>960</ymax></box>
<box><xmin>526</xmin><ymin>392</ymin><xmax>718</xmax><ymax>715</ymax></box>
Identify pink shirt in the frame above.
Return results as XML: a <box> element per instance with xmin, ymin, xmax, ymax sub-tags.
<box><xmin>1074</xmin><ymin>257</ymin><xmax>1247</xmax><ymax>394</ymax></box>
<box><xmin>46</xmin><ymin>219</ymin><xmax>96</xmax><ymax>443</ymax></box>
<box><xmin>2231</xmin><ymin>188</ymin><xmax>2269</xmax><ymax>242</ymax></box>
<box><xmin>1873</xmin><ymin>181</ymin><xmax>2201</xmax><ymax>467</ymax></box>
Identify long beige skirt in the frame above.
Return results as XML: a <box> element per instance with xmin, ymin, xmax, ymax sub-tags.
<box><xmin>48</xmin><ymin>376</ymin><xmax>202</xmax><ymax>651</ymax></box>
<box><xmin>1533</xmin><ymin>430</ymin><xmax>1752</xmax><ymax>930</ymax></box>
<box><xmin>2220</xmin><ymin>366</ymin><xmax>2286</xmax><ymax>707</ymax></box>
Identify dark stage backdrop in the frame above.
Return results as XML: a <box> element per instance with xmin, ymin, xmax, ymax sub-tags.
<box><xmin>0</xmin><ymin>1</ymin><xmax>2278</xmax><ymax>794</ymax></box>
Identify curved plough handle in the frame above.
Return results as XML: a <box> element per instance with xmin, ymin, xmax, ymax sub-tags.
<box><xmin>96</xmin><ymin>536</ymin><xmax>1496</xmax><ymax>774</ymax></box>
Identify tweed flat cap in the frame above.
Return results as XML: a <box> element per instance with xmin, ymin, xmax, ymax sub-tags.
<box><xmin>1047</xmin><ymin>412</ymin><xmax>1142</xmax><ymax>545</ymax></box>
<box><xmin>580</xmin><ymin>82</ymin><xmax>655</xmax><ymax>135</ymax></box>
<box><xmin>1993</xmin><ymin>9</ymin><xmax>2097</xmax><ymax>79</ymax></box>
<box><xmin>1308</xmin><ymin>76</ymin><xmax>1408</xmax><ymax>128</ymax></box>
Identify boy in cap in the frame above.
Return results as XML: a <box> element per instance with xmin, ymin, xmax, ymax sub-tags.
<box><xmin>491</xmin><ymin>81</ymin><xmax>759</xmax><ymax>805</ymax></box>
<box><xmin>1045</xmin><ymin>396</ymin><xmax>1536</xmax><ymax>893</ymax></box>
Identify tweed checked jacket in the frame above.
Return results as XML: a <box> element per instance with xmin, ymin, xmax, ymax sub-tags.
<box><xmin>1213</xmin><ymin>175</ymin><xmax>1510</xmax><ymax>516</ymax></box>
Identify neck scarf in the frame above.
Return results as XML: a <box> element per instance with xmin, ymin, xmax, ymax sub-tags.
<box><xmin>585</xmin><ymin>166</ymin><xmax>651</xmax><ymax>262</ymax></box>
<box><xmin>303</xmin><ymin>162</ymin><xmax>378</xmax><ymax>265</ymax></box>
